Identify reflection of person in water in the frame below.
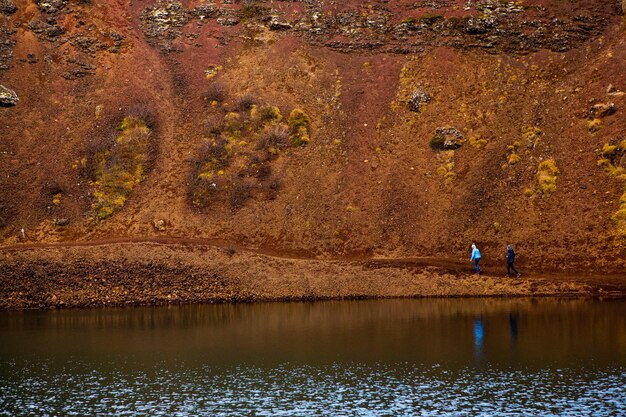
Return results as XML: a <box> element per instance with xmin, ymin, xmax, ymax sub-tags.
<box><xmin>509</xmin><ymin>312</ymin><xmax>519</xmax><ymax>344</ymax></box>
<box><xmin>474</xmin><ymin>316</ymin><xmax>484</xmax><ymax>350</ymax></box>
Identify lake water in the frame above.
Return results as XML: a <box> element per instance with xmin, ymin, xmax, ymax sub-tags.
<box><xmin>1</xmin><ymin>298</ymin><xmax>625</xmax><ymax>416</ymax></box>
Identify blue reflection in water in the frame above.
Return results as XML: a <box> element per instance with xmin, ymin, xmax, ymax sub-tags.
<box><xmin>474</xmin><ymin>316</ymin><xmax>484</xmax><ymax>361</ymax></box>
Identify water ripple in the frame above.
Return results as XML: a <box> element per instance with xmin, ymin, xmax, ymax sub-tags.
<box><xmin>1</xmin><ymin>361</ymin><xmax>624</xmax><ymax>416</ymax></box>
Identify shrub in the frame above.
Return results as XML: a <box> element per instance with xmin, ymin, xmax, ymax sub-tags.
<box><xmin>256</xmin><ymin>124</ymin><xmax>290</xmax><ymax>153</ymax></box>
<box><xmin>537</xmin><ymin>159</ymin><xmax>559</xmax><ymax>196</ymax></box>
<box><xmin>287</xmin><ymin>109</ymin><xmax>312</xmax><ymax>147</ymax></box>
<box><xmin>203</xmin><ymin>83</ymin><xmax>227</xmax><ymax>104</ymax></box>
<box><xmin>127</xmin><ymin>102</ymin><xmax>156</xmax><ymax>129</ymax></box>
<box><xmin>238</xmin><ymin>94</ymin><xmax>256</xmax><ymax>111</ymax></box>
<box><xmin>197</xmin><ymin>139</ymin><xmax>232</xmax><ymax>180</ymax></box>
<box><xmin>91</xmin><ymin>116</ymin><xmax>151</xmax><ymax>219</ymax></box>
<box><xmin>229</xmin><ymin>178</ymin><xmax>251</xmax><ymax>212</ymax></box>
<box><xmin>222</xmin><ymin>112</ymin><xmax>243</xmax><ymax>138</ymax></box>
<box><xmin>251</xmin><ymin>105</ymin><xmax>282</xmax><ymax>125</ymax></box>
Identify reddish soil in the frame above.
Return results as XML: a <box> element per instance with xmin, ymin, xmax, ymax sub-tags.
<box><xmin>1</xmin><ymin>240</ymin><xmax>624</xmax><ymax>310</ymax></box>
<box><xmin>0</xmin><ymin>0</ymin><xmax>625</xmax><ymax>309</ymax></box>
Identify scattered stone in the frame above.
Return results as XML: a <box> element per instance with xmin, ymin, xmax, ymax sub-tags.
<box><xmin>268</xmin><ymin>16</ymin><xmax>292</xmax><ymax>31</ymax></box>
<box><xmin>408</xmin><ymin>88</ymin><xmax>432</xmax><ymax>112</ymax></box>
<box><xmin>607</xmin><ymin>84</ymin><xmax>625</xmax><ymax>97</ymax></box>
<box><xmin>589</xmin><ymin>102</ymin><xmax>616</xmax><ymax>119</ymax></box>
<box><xmin>0</xmin><ymin>0</ymin><xmax>17</xmax><ymax>14</ymax></box>
<box><xmin>192</xmin><ymin>4</ymin><xmax>218</xmax><ymax>20</ymax></box>
<box><xmin>431</xmin><ymin>127</ymin><xmax>463</xmax><ymax>150</ymax></box>
<box><xmin>0</xmin><ymin>84</ymin><xmax>18</xmax><ymax>106</ymax></box>
<box><xmin>28</xmin><ymin>19</ymin><xmax>66</xmax><ymax>42</ymax></box>
<box><xmin>53</xmin><ymin>218</ymin><xmax>69</xmax><ymax>226</ymax></box>
<box><xmin>153</xmin><ymin>219</ymin><xmax>167</xmax><ymax>231</ymax></box>
<box><xmin>217</xmin><ymin>17</ymin><xmax>240</xmax><ymax>26</ymax></box>
<box><xmin>464</xmin><ymin>16</ymin><xmax>497</xmax><ymax>34</ymax></box>
<box><xmin>62</xmin><ymin>58</ymin><xmax>96</xmax><ymax>80</ymax></box>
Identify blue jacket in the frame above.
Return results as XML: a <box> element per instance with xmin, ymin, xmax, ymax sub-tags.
<box><xmin>471</xmin><ymin>248</ymin><xmax>481</xmax><ymax>260</ymax></box>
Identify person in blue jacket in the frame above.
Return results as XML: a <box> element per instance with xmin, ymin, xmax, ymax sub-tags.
<box><xmin>506</xmin><ymin>244</ymin><xmax>521</xmax><ymax>278</ymax></box>
<box><xmin>470</xmin><ymin>243</ymin><xmax>481</xmax><ymax>274</ymax></box>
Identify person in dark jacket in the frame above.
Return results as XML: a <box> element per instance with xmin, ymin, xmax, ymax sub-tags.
<box><xmin>506</xmin><ymin>244</ymin><xmax>521</xmax><ymax>278</ymax></box>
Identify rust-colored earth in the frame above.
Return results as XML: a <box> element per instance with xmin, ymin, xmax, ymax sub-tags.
<box><xmin>1</xmin><ymin>0</ymin><xmax>625</xmax><ymax>309</ymax></box>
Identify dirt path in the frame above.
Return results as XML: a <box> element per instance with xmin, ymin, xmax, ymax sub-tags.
<box><xmin>1</xmin><ymin>238</ymin><xmax>625</xmax><ymax>311</ymax></box>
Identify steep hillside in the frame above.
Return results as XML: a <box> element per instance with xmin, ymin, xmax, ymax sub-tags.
<box><xmin>1</xmin><ymin>0</ymin><xmax>625</xmax><ymax>278</ymax></box>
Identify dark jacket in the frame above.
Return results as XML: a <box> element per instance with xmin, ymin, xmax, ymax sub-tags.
<box><xmin>506</xmin><ymin>248</ymin><xmax>516</xmax><ymax>263</ymax></box>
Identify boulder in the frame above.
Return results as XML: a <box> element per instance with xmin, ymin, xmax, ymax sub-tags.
<box><xmin>408</xmin><ymin>88</ymin><xmax>432</xmax><ymax>112</ymax></box>
<box><xmin>0</xmin><ymin>85</ymin><xmax>18</xmax><ymax>106</ymax></box>
<box><xmin>589</xmin><ymin>102</ymin><xmax>616</xmax><ymax>119</ymax></box>
<box><xmin>431</xmin><ymin>127</ymin><xmax>463</xmax><ymax>150</ymax></box>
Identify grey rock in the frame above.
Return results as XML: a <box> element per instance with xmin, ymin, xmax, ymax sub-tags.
<box><xmin>217</xmin><ymin>17</ymin><xmax>239</xmax><ymax>26</ymax></box>
<box><xmin>0</xmin><ymin>0</ymin><xmax>17</xmax><ymax>14</ymax></box>
<box><xmin>408</xmin><ymin>88</ymin><xmax>431</xmax><ymax>112</ymax></box>
<box><xmin>53</xmin><ymin>218</ymin><xmax>69</xmax><ymax>226</ymax></box>
<box><xmin>589</xmin><ymin>102</ymin><xmax>616</xmax><ymax>119</ymax></box>
<box><xmin>36</xmin><ymin>0</ymin><xmax>68</xmax><ymax>14</ymax></box>
<box><xmin>268</xmin><ymin>16</ymin><xmax>292</xmax><ymax>31</ymax></box>
<box><xmin>0</xmin><ymin>84</ymin><xmax>18</xmax><ymax>106</ymax></box>
<box><xmin>431</xmin><ymin>127</ymin><xmax>463</xmax><ymax>150</ymax></box>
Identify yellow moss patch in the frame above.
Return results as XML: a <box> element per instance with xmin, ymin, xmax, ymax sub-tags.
<box><xmin>469</xmin><ymin>135</ymin><xmax>488</xmax><ymax>149</ymax></box>
<box><xmin>205</xmin><ymin>65</ymin><xmax>223</xmax><ymax>80</ymax></box>
<box><xmin>588</xmin><ymin>118</ymin><xmax>603</xmax><ymax>133</ymax></box>
<box><xmin>91</xmin><ymin>117</ymin><xmax>151</xmax><ymax>220</ymax></box>
<box><xmin>435</xmin><ymin>150</ymin><xmax>456</xmax><ymax>185</ymax></box>
<box><xmin>537</xmin><ymin>159</ymin><xmax>560</xmax><ymax>196</ymax></box>
<box><xmin>287</xmin><ymin>109</ymin><xmax>312</xmax><ymax>147</ymax></box>
<box><xmin>508</xmin><ymin>153</ymin><xmax>521</xmax><ymax>165</ymax></box>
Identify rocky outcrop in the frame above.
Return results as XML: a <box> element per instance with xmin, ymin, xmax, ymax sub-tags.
<box><xmin>35</xmin><ymin>0</ymin><xmax>68</xmax><ymax>14</ymax></box>
<box><xmin>0</xmin><ymin>84</ymin><xmax>18</xmax><ymax>106</ymax></box>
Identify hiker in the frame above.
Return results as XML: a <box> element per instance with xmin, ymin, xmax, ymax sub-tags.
<box><xmin>470</xmin><ymin>243</ymin><xmax>481</xmax><ymax>274</ymax></box>
<box><xmin>506</xmin><ymin>244</ymin><xmax>521</xmax><ymax>278</ymax></box>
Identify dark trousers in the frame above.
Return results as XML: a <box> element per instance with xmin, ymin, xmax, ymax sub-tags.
<box><xmin>474</xmin><ymin>258</ymin><xmax>481</xmax><ymax>273</ymax></box>
<box><xmin>507</xmin><ymin>261</ymin><xmax>519</xmax><ymax>275</ymax></box>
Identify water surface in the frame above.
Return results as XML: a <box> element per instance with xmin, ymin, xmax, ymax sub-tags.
<box><xmin>1</xmin><ymin>298</ymin><xmax>625</xmax><ymax>416</ymax></box>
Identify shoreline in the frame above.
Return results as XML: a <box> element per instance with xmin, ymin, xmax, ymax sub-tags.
<box><xmin>1</xmin><ymin>241</ymin><xmax>625</xmax><ymax>311</ymax></box>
